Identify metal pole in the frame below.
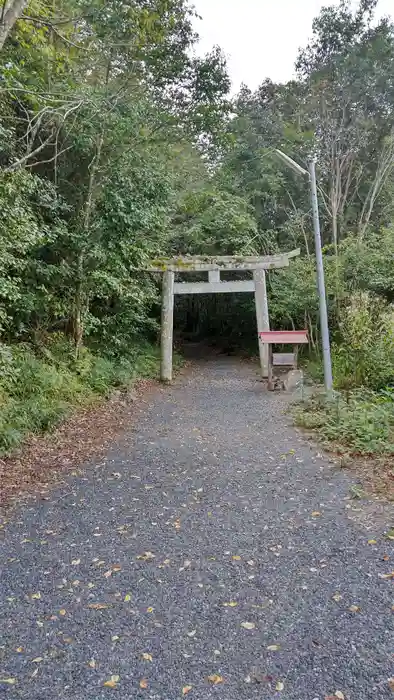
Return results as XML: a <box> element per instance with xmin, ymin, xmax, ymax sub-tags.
<box><xmin>308</xmin><ymin>160</ymin><xmax>333</xmax><ymax>392</ymax></box>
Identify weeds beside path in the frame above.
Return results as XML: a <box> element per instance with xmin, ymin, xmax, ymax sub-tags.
<box><xmin>294</xmin><ymin>388</ymin><xmax>394</xmax><ymax>499</ymax></box>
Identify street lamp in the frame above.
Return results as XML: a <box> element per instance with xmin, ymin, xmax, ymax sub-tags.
<box><xmin>275</xmin><ymin>149</ymin><xmax>333</xmax><ymax>393</ymax></box>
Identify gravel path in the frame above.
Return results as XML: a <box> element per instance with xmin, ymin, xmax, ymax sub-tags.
<box><xmin>1</xmin><ymin>359</ymin><xmax>393</xmax><ymax>700</ymax></box>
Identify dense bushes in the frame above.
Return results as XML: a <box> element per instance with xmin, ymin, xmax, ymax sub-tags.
<box><xmin>0</xmin><ymin>338</ymin><xmax>162</xmax><ymax>455</ymax></box>
<box><xmin>291</xmin><ymin>253</ymin><xmax>394</xmax><ymax>455</ymax></box>
<box><xmin>295</xmin><ymin>389</ymin><xmax>394</xmax><ymax>455</ymax></box>
<box><xmin>332</xmin><ymin>293</ymin><xmax>394</xmax><ymax>392</ymax></box>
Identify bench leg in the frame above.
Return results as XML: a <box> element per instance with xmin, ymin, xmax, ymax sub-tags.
<box><xmin>267</xmin><ymin>346</ymin><xmax>274</xmax><ymax>391</ymax></box>
<box><xmin>294</xmin><ymin>345</ymin><xmax>299</xmax><ymax>369</ymax></box>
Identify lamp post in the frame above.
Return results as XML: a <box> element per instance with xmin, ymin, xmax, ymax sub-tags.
<box><xmin>275</xmin><ymin>149</ymin><xmax>333</xmax><ymax>393</ymax></box>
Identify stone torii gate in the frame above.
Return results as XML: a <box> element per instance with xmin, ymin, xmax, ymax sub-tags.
<box><xmin>148</xmin><ymin>249</ymin><xmax>300</xmax><ymax>382</ymax></box>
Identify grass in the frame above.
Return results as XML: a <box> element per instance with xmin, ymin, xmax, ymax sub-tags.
<box><xmin>294</xmin><ymin>387</ymin><xmax>394</xmax><ymax>455</ymax></box>
<box><xmin>0</xmin><ymin>336</ymin><xmax>178</xmax><ymax>456</ymax></box>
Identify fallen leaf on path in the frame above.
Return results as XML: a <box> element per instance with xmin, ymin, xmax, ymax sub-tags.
<box><xmin>0</xmin><ymin>678</ymin><xmax>16</xmax><ymax>685</ymax></box>
<box><xmin>88</xmin><ymin>659</ymin><xmax>96</xmax><ymax>669</ymax></box>
<box><xmin>388</xmin><ymin>678</ymin><xmax>394</xmax><ymax>691</ymax></box>
<box><xmin>241</xmin><ymin>622</ymin><xmax>255</xmax><ymax>630</ymax></box>
<box><xmin>59</xmin><ymin>609</ymin><xmax>66</xmax><ymax>616</ymax></box>
<box><xmin>187</xmin><ymin>630</ymin><xmax>196</xmax><ymax>637</ymax></box>
<box><xmin>174</xmin><ymin>519</ymin><xmax>181</xmax><ymax>530</ymax></box>
<box><xmin>88</xmin><ymin>603</ymin><xmax>110</xmax><ymax>610</ymax></box>
<box><xmin>146</xmin><ymin>607</ymin><xmax>154</xmax><ymax>613</ymax></box>
<box><xmin>104</xmin><ymin>570</ymin><xmax>112</xmax><ymax>578</ymax></box>
<box><xmin>141</xmin><ymin>653</ymin><xmax>152</xmax><ymax>661</ymax></box>
<box><xmin>31</xmin><ymin>592</ymin><xmax>41</xmax><ymax>600</ymax></box>
<box><xmin>16</xmin><ymin>647</ymin><xmax>23</xmax><ymax>653</ymax></box>
<box><xmin>349</xmin><ymin>605</ymin><xmax>360</xmax><ymax>613</ymax></box>
<box><xmin>139</xmin><ymin>679</ymin><xmax>148</xmax><ymax>689</ymax></box>
<box><xmin>103</xmin><ymin>675</ymin><xmax>119</xmax><ymax>688</ymax></box>
<box><xmin>311</xmin><ymin>511</ymin><xmax>321</xmax><ymax>517</ymax></box>
<box><xmin>267</xmin><ymin>644</ymin><xmax>280</xmax><ymax>651</ymax></box>
<box><xmin>137</xmin><ymin>552</ymin><xmax>155</xmax><ymax>561</ymax></box>
<box><xmin>223</xmin><ymin>602</ymin><xmax>238</xmax><ymax>607</ymax></box>
<box><xmin>124</xmin><ymin>594</ymin><xmax>132</xmax><ymax>602</ymax></box>
<box><xmin>182</xmin><ymin>685</ymin><xmax>193</xmax><ymax>695</ymax></box>
<box><xmin>276</xmin><ymin>681</ymin><xmax>284</xmax><ymax>691</ymax></box>
<box><xmin>71</xmin><ymin>559</ymin><xmax>80</xmax><ymax>565</ymax></box>
<box><xmin>179</xmin><ymin>559</ymin><xmax>192</xmax><ymax>571</ymax></box>
<box><xmin>207</xmin><ymin>675</ymin><xmax>224</xmax><ymax>685</ymax></box>
<box><xmin>332</xmin><ymin>592</ymin><xmax>342</xmax><ymax>602</ymax></box>
<box><xmin>368</xmin><ymin>539</ymin><xmax>377</xmax><ymax>545</ymax></box>
<box><xmin>32</xmin><ymin>657</ymin><xmax>43</xmax><ymax>663</ymax></box>
<box><xmin>383</xmin><ymin>555</ymin><xmax>390</xmax><ymax>561</ymax></box>
<box><xmin>379</xmin><ymin>572</ymin><xmax>394</xmax><ymax>579</ymax></box>
<box><xmin>111</xmin><ymin>635</ymin><xmax>119</xmax><ymax>642</ymax></box>
<box><xmin>385</xmin><ymin>529</ymin><xmax>394</xmax><ymax>540</ymax></box>
<box><xmin>232</xmin><ymin>555</ymin><xmax>241</xmax><ymax>561</ymax></box>
<box><xmin>334</xmin><ymin>692</ymin><xmax>345</xmax><ymax>699</ymax></box>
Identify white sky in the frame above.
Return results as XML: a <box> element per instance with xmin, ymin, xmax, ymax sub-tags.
<box><xmin>192</xmin><ymin>0</ymin><xmax>394</xmax><ymax>92</ymax></box>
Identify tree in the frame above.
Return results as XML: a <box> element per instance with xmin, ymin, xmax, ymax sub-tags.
<box><xmin>296</xmin><ymin>0</ymin><xmax>394</xmax><ymax>247</ymax></box>
<box><xmin>0</xmin><ymin>0</ymin><xmax>29</xmax><ymax>50</ymax></box>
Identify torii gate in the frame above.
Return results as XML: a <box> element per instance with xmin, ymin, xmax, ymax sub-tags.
<box><xmin>148</xmin><ymin>249</ymin><xmax>300</xmax><ymax>382</ymax></box>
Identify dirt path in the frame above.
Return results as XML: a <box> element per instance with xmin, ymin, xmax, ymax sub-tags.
<box><xmin>0</xmin><ymin>359</ymin><xmax>393</xmax><ymax>699</ymax></box>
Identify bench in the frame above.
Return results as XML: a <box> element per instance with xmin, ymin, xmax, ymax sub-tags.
<box><xmin>258</xmin><ymin>330</ymin><xmax>309</xmax><ymax>390</ymax></box>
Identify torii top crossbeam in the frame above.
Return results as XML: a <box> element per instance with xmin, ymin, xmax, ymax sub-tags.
<box><xmin>147</xmin><ymin>248</ymin><xmax>300</xmax><ymax>272</ymax></box>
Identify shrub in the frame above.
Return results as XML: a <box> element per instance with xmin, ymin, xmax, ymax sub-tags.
<box><xmin>333</xmin><ymin>293</ymin><xmax>394</xmax><ymax>391</ymax></box>
<box><xmin>295</xmin><ymin>388</ymin><xmax>394</xmax><ymax>454</ymax></box>
<box><xmin>0</xmin><ymin>337</ymin><xmax>163</xmax><ymax>456</ymax></box>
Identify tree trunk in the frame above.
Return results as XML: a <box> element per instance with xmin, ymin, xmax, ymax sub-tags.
<box><xmin>73</xmin><ymin>252</ymin><xmax>84</xmax><ymax>359</ymax></box>
<box><xmin>72</xmin><ymin>133</ymin><xmax>104</xmax><ymax>357</ymax></box>
<box><xmin>0</xmin><ymin>0</ymin><xmax>29</xmax><ymax>50</ymax></box>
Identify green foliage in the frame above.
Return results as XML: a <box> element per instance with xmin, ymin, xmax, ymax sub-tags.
<box><xmin>340</xmin><ymin>232</ymin><xmax>394</xmax><ymax>302</ymax></box>
<box><xmin>171</xmin><ymin>189</ymin><xmax>257</xmax><ymax>255</ymax></box>
<box><xmin>295</xmin><ymin>389</ymin><xmax>394</xmax><ymax>454</ymax></box>
<box><xmin>0</xmin><ymin>338</ymin><xmax>164</xmax><ymax>455</ymax></box>
<box><xmin>0</xmin><ymin>170</ymin><xmax>69</xmax><ymax>336</ymax></box>
<box><xmin>332</xmin><ymin>293</ymin><xmax>394</xmax><ymax>391</ymax></box>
